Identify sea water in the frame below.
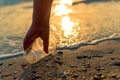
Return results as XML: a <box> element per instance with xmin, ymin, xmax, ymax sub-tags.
<box><xmin>0</xmin><ymin>0</ymin><xmax>120</xmax><ymax>60</ymax></box>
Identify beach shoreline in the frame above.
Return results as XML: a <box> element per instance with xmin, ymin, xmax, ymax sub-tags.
<box><xmin>0</xmin><ymin>0</ymin><xmax>120</xmax><ymax>80</ymax></box>
<box><xmin>0</xmin><ymin>40</ymin><xmax>120</xmax><ymax>80</ymax></box>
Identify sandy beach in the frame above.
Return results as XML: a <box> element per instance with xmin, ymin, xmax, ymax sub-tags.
<box><xmin>0</xmin><ymin>0</ymin><xmax>120</xmax><ymax>80</ymax></box>
<box><xmin>0</xmin><ymin>40</ymin><xmax>120</xmax><ymax>80</ymax></box>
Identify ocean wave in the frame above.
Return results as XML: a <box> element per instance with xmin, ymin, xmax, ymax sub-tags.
<box><xmin>56</xmin><ymin>33</ymin><xmax>120</xmax><ymax>50</ymax></box>
<box><xmin>0</xmin><ymin>33</ymin><xmax>120</xmax><ymax>60</ymax></box>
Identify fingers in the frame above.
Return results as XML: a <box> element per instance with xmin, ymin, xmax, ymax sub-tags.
<box><xmin>23</xmin><ymin>36</ymin><xmax>33</xmax><ymax>50</ymax></box>
<box><xmin>43</xmin><ymin>38</ymin><xmax>49</xmax><ymax>53</ymax></box>
<box><xmin>23</xmin><ymin>36</ymin><xmax>35</xmax><ymax>50</ymax></box>
<box><xmin>23</xmin><ymin>30</ymin><xmax>49</xmax><ymax>54</ymax></box>
<box><xmin>23</xmin><ymin>38</ymin><xmax>32</xmax><ymax>50</ymax></box>
<box><xmin>23</xmin><ymin>27</ymin><xmax>39</xmax><ymax>50</ymax></box>
<box><xmin>40</xmin><ymin>31</ymin><xmax>49</xmax><ymax>53</ymax></box>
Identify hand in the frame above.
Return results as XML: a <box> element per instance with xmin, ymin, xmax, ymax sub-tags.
<box><xmin>23</xmin><ymin>25</ymin><xmax>49</xmax><ymax>53</ymax></box>
<box><xmin>23</xmin><ymin>0</ymin><xmax>53</xmax><ymax>53</ymax></box>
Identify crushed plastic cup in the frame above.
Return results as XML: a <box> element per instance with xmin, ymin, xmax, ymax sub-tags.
<box><xmin>23</xmin><ymin>35</ymin><xmax>57</xmax><ymax>64</ymax></box>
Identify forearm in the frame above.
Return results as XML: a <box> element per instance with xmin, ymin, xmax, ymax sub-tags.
<box><xmin>32</xmin><ymin>0</ymin><xmax>53</xmax><ymax>28</ymax></box>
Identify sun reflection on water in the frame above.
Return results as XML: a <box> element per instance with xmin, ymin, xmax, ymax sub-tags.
<box><xmin>61</xmin><ymin>16</ymin><xmax>76</xmax><ymax>37</ymax></box>
<box><xmin>53</xmin><ymin>0</ymin><xmax>79</xmax><ymax>45</ymax></box>
<box><xmin>53</xmin><ymin>5</ymin><xmax>72</xmax><ymax>16</ymax></box>
<box><xmin>59</xmin><ymin>0</ymin><xmax>73</xmax><ymax>5</ymax></box>
<box><xmin>53</xmin><ymin>0</ymin><xmax>72</xmax><ymax>16</ymax></box>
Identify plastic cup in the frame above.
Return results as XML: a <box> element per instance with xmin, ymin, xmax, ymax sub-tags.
<box><xmin>23</xmin><ymin>35</ymin><xmax>57</xmax><ymax>64</ymax></box>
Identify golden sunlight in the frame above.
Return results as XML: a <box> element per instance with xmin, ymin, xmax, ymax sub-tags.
<box><xmin>53</xmin><ymin>0</ymin><xmax>79</xmax><ymax>41</ymax></box>
<box><xmin>53</xmin><ymin>5</ymin><xmax>72</xmax><ymax>16</ymax></box>
<box><xmin>53</xmin><ymin>0</ymin><xmax>73</xmax><ymax>16</ymax></box>
<box><xmin>59</xmin><ymin>0</ymin><xmax>73</xmax><ymax>5</ymax></box>
<box><xmin>61</xmin><ymin>16</ymin><xmax>75</xmax><ymax>37</ymax></box>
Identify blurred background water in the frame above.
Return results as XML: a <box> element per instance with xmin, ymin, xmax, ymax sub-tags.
<box><xmin>0</xmin><ymin>0</ymin><xmax>120</xmax><ymax>55</ymax></box>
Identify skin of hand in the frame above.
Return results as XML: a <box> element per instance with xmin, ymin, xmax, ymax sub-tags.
<box><xmin>23</xmin><ymin>0</ymin><xmax>53</xmax><ymax>53</ymax></box>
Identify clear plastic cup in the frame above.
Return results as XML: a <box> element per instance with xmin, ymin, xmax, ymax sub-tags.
<box><xmin>23</xmin><ymin>35</ymin><xmax>57</xmax><ymax>64</ymax></box>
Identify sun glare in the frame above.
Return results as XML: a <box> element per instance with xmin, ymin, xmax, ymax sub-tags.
<box><xmin>61</xmin><ymin>16</ymin><xmax>75</xmax><ymax>37</ymax></box>
<box><xmin>53</xmin><ymin>0</ymin><xmax>79</xmax><ymax>43</ymax></box>
<box><xmin>59</xmin><ymin>0</ymin><xmax>73</xmax><ymax>5</ymax></box>
<box><xmin>53</xmin><ymin>5</ymin><xmax>72</xmax><ymax>16</ymax></box>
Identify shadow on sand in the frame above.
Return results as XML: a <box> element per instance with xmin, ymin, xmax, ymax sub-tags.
<box><xmin>72</xmin><ymin>0</ymin><xmax>120</xmax><ymax>5</ymax></box>
<box><xmin>0</xmin><ymin>0</ymin><xmax>32</xmax><ymax>7</ymax></box>
<box><xmin>20</xmin><ymin>55</ymin><xmax>60</xmax><ymax>80</ymax></box>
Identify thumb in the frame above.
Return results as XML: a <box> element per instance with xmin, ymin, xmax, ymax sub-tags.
<box><xmin>40</xmin><ymin>33</ymin><xmax>49</xmax><ymax>54</ymax></box>
<box><xmin>43</xmin><ymin>38</ymin><xmax>49</xmax><ymax>53</ymax></box>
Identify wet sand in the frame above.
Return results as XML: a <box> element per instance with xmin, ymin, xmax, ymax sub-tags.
<box><xmin>0</xmin><ymin>1</ymin><xmax>120</xmax><ymax>54</ymax></box>
<box><xmin>0</xmin><ymin>0</ymin><xmax>120</xmax><ymax>80</ymax></box>
<box><xmin>0</xmin><ymin>40</ymin><xmax>120</xmax><ymax>80</ymax></box>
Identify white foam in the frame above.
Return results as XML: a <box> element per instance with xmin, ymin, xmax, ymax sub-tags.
<box><xmin>0</xmin><ymin>51</ymin><xmax>23</xmax><ymax>60</ymax></box>
<box><xmin>0</xmin><ymin>33</ymin><xmax>120</xmax><ymax>60</ymax></box>
<box><xmin>56</xmin><ymin>33</ymin><xmax>120</xmax><ymax>50</ymax></box>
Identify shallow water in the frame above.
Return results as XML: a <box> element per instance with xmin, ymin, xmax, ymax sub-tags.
<box><xmin>52</xmin><ymin>0</ymin><xmax>120</xmax><ymax>46</ymax></box>
<box><xmin>0</xmin><ymin>0</ymin><xmax>120</xmax><ymax>56</ymax></box>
